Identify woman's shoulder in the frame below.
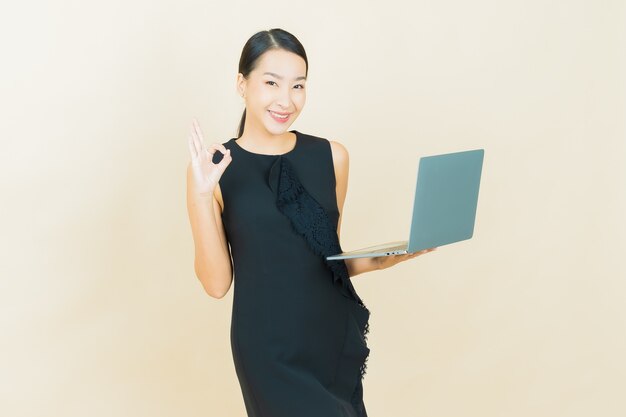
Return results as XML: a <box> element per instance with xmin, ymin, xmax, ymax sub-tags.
<box><xmin>297</xmin><ymin>131</ymin><xmax>349</xmax><ymax>177</ymax></box>
<box><xmin>297</xmin><ymin>131</ymin><xmax>348</xmax><ymax>153</ymax></box>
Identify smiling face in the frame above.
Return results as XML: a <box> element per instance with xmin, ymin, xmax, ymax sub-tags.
<box><xmin>236</xmin><ymin>48</ymin><xmax>307</xmax><ymax>136</ymax></box>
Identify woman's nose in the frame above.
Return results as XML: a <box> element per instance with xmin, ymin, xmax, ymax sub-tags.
<box><xmin>276</xmin><ymin>88</ymin><xmax>292</xmax><ymax>108</ymax></box>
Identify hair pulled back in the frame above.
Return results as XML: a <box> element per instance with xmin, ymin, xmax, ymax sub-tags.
<box><xmin>236</xmin><ymin>28</ymin><xmax>308</xmax><ymax>138</ymax></box>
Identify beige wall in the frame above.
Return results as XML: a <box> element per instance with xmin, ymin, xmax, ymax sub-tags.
<box><xmin>2</xmin><ymin>0</ymin><xmax>625</xmax><ymax>416</ymax></box>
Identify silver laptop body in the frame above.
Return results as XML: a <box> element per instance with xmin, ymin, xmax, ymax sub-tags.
<box><xmin>326</xmin><ymin>148</ymin><xmax>484</xmax><ymax>260</ymax></box>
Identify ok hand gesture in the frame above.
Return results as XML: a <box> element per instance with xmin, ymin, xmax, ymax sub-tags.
<box><xmin>187</xmin><ymin>118</ymin><xmax>232</xmax><ymax>197</ymax></box>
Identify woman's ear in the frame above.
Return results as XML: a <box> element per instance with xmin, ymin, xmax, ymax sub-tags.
<box><xmin>236</xmin><ymin>73</ymin><xmax>247</xmax><ymax>98</ymax></box>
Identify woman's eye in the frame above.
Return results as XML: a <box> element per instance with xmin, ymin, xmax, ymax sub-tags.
<box><xmin>265</xmin><ymin>81</ymin><xmax>304</xmax><ymax>89</ymax></box>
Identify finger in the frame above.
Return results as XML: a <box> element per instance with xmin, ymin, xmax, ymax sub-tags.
<box><xmin>219</xmin><ymin>149</ymin><xmax>232</xmax><ymax>167</ymax></box>
<box><xmin>206</xmin><ymin>142</ymin><xmax>219</xmax><ymax>156</ymax></box>
<box><xmin>212</xmin><ymin>151</ymin><xmax>231</xmax><ymax>175</ymax></box>
<box><xmin>193</xmin><ymin>118</ymin><xmax>206</xmax><ymax>144</ymax></box>
<box><xmin>207</xmin><ymin>143</ymin><xmax>230</xmax><ymax>159</ymax></box>
<box><xmin>190</xmin><ymin>123</ymin><xmax>202</xmax><ymax>156</ymax></box>
<box><xmin>212</xmin><ymin>144</ymin><xmax>228</xmax><ymax>155</ymax></box>
<box><xmin>188</xmin><ymin>135</ymin><xmax>197</xmax><ymax>159</ymax></box>
<box><xmin>216</xmin><ymin>143</ymin><xmax>232</xmax><ymax>159</ymax></box>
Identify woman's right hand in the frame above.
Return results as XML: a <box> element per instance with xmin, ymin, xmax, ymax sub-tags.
<box><xmin>187</xmin><ymin>118</ymin><xmax>232</xmax><ymax>197</ymax></box>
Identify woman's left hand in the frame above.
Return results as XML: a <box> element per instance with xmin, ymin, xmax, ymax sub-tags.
<box><xmin>375</xmin><ymin>247</ymin><xmax>437</xmax><ymax>271</ymax></box>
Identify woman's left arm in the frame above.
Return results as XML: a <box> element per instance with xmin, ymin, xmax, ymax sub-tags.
<box><xmin>330</xmin><ymin>140</ymin><xmax>436</xmax><ymax>279</ymax></box>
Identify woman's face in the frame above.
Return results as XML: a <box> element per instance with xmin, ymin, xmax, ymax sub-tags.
<box><xmin>237</xmin><ymin>48</ymin><xmax>307</xmax><ymax>136</ymax></box>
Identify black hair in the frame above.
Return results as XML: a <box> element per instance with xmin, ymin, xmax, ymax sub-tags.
<box><xmin>236</xmin><ymin>28</ymin><xmax>308</xmax><ymax>138</ymax></box>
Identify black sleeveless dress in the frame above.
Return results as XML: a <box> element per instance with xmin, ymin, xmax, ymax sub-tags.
<box><xmin>212</xmin><ymin>130</ymin><xmax>371</xmax><ymax>417</ymax></box>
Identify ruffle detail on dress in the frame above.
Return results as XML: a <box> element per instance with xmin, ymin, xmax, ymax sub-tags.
<box><xmin>268</xmin><ymin>155</ymin><xmax>371</xmax><ymax>386</ymax></box>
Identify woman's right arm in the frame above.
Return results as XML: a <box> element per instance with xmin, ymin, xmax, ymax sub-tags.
<box><xmin>186</xmin><ymin>166</ymin><xmax>233</xmax><ymax>298</ymax></box>
<box><xmin>186</xmin><ymin>118</ymin><xmax>233</xmax><ymax>299</ymax></box>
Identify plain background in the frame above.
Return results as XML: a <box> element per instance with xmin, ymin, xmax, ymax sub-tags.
<box><xmin>1</xmin><ymin>1</ymin><xmax>625</xmax><ymax>416</ymax></box>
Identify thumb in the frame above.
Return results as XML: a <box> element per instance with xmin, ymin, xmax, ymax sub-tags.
<box><xmin>217</xmin><ymin>149</ymin><xmax>232</xmax><ymax>169</ymax></box>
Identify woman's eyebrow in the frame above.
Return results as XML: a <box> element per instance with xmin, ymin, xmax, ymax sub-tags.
<box><xmin>263</xmin><ymin>72</ymin><xmax>307</xmax><ymax>81</ymax></box>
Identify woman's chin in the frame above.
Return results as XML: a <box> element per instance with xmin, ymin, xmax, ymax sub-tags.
<box><xmin>264</xmin><ymin>120</ymin><xmax>294</xmax><ymax>134</ymax></box>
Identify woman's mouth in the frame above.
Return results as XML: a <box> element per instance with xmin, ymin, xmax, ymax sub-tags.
<box><xmin>268</xmin><ymin>110</ymin><xmax>291</xmax><ymax>123</ymax></box>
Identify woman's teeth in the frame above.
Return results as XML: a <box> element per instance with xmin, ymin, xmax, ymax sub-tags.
<box><xmin>270</xmin><ymin>111</ymin><xmax>289</xmax><ymax>119</ymax></box>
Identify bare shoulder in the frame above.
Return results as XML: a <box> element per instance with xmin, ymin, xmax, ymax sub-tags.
<box><xmin>329</xmin><ymin>139</ymin><xmax>350</xmax><ymax>196</ymax></box>
<box><xmin>328</xmin><ymin>139</ymin><xmax>349</xmax><ymax>168</ymax></box>
<box><xmin>328</xmin><ymin>139</ymin><xmax>350</xmax><ymax>235</ymax></box>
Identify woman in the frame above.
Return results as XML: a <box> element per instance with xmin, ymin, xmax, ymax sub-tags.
<box><xmin>186</xmin><ymin>28</ymin><xmax>436</xmax><ymax>417</ymax></box>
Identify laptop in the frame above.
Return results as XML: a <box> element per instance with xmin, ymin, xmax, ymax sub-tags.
<box><xmin>326</xmin><ymin>148</ymin><xmax>484</xmax><ymax>260</ymax></box>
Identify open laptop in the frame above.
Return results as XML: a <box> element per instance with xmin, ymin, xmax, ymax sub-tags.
<box><xmin>326</xmin><ymin>148</ymin><xmax>484</xmax><ymax>260</ymax></box>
